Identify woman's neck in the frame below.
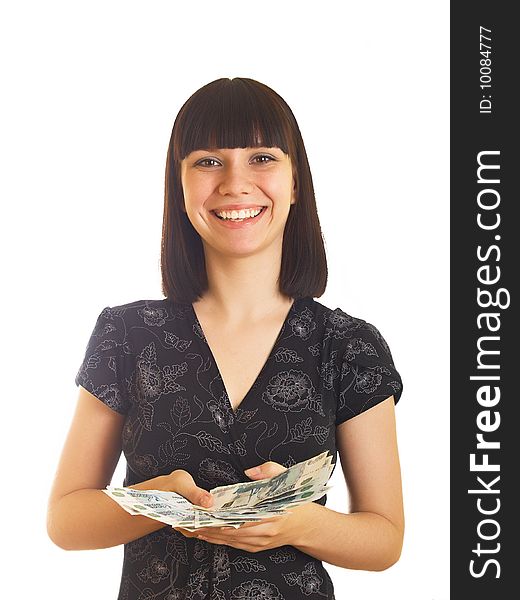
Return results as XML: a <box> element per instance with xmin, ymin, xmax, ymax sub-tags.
<box><xmin>195</xmin><ymin>243</ymin><xmax>292</xmax><ymax>323</ymax></box>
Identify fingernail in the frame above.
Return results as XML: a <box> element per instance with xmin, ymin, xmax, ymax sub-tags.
<box><xmin>245</xmin><ymin>467</ymin><xmax>260</xmax><ymax>475</ymax></box>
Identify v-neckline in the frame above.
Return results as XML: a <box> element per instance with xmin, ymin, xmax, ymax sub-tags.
<box><xmin>190</xmin><ymin>297</ymin><xmax>300</xmax><ymax>415</ymax></box>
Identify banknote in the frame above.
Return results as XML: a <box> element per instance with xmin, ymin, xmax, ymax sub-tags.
<box><xmin>104</xmin><ymin>450</ymin><xmax>335</xmax><ymax>531</ymax></box>
<box><xmin>207</xmin><ymin>450</ymin><xmax>333</xmax><ymax>511</ymax></box>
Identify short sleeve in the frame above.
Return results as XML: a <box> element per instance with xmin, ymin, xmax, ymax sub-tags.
<box><xmin>335</xmin><ymin>321</ymin><xmax>403</xmax><ymax>426</ymax></box>
<box><xmin>74</xmin><ymin>306</ymin><xmax>131</xmax><ymax>415</ymax></box>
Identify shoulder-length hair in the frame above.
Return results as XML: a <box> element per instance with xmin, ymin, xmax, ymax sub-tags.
<box><xmin>161</xmin><ymin>77</ymin><xmax>327</xmax><ymax>304</ymax></box>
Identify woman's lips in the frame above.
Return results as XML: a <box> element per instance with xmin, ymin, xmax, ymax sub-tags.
<box><xmin>211</xmin><ymin>206</ymin><xmax>267</xmax><ymax>229</ymax></box>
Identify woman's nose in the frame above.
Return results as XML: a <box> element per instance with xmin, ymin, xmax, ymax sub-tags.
<box><xmin>218</xmin><ymin>165</ymin><xmax>255</xmax><ymax>196</ymax></box>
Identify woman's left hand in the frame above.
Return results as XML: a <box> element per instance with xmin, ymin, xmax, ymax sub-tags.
<box><xmin>173</xmin><ymin>461</ymin><xmax>308</xmax><ymax>552</ymax></box>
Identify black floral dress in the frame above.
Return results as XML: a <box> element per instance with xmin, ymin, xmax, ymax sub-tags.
<box><xmin>75</xmin><ymin>296</ymin><xmax>403</xmax><ymax>600</ymax></box>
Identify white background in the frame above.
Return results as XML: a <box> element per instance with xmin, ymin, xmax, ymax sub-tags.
<box><xmin>1</xmin><ymin>1</ymin><xmax>449</xmax><ymax>598</ymax></box>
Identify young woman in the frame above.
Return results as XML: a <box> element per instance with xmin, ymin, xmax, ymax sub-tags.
<box><xmin>47</xmin><ymin>77</ymin><xmax>404</xmax><ymax>600</ymax></box>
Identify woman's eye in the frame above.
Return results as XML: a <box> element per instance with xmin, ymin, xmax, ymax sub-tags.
<box><xmin>252</xmin><ymin>154</ymin><xmax>275</xmax><ymax>164</ymax></box>
<box><xmin>197</xmin><ymin>158</ymin><xmax>220</xmax><ymax>167</ymax></box>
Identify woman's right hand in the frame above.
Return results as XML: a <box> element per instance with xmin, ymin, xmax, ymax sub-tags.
<box><xmin>164</xmin><ymin>469</ymin><xmax>214</xmax><ymax>509</ymax></box>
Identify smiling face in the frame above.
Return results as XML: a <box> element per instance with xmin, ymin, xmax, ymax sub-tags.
<box><xmin>180</xmin><ymin>147</ymin><xmax>296</xmax><ymax>257</ymax></box>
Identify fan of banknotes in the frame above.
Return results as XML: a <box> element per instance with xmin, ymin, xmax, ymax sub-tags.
<box><xmin>103</xmin><ymin>450</ymin><xmax>335</xmax><ymax>531</ymax></box>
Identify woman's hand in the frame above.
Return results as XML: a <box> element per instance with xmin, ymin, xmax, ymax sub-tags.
<box><xmin>173</xmin><ymin>461</ymin><xmax>309</xmax><ymax>552</ymax></box>
<box><xmin>161</xmin><ymin>469</ymin><xmax>214</xmax><ymax>508</ymax></box>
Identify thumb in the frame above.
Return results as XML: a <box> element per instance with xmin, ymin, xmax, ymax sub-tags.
<box><xmin>244</xmin><ymin>461</ymin><xmax>287</xmax><ymax>480</ymax></box>
<box><xmin>170</xmin><ymin>469</ymin><xmax>213</xmax><ymax>508</ymax></box>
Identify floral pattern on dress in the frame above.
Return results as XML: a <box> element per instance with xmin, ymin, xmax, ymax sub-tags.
<box><xmin>75</xmin><ymin>296</ymin><xmax>403</xmax><ymax>599</ymax></box>
<box><xmin>231</xmin><ymin>578</ymin><xmax>284</xmax><ymax>599</ymax></box>
<box><xmin>137</xmin><ymin>555</ymin><xmax>170</xmax><ymax>584</ymax></box>
<box><xmin>282</xmin><ymin>561</ymin><xmax>324</xmax><ymax>596</ymax></box>
<box><xmin>262</xmin><ymin>370</ymin><xmax>315</xmax><ymax>413</ymax></box>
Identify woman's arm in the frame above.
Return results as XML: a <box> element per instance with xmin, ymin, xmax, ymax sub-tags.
<box><xmin>46</xmin><ymin>386</ymin><xmax>175</xmax><ymax>550</ymax></box>
<box><xmin>47</xmin><ymin>386</ymin><xmax>213</xmax><ymax>551</ymax></box>
<box><xmin>292</xmin><ymin>396</ymin><xmax>404</xmax><ymax>571</ymax></box>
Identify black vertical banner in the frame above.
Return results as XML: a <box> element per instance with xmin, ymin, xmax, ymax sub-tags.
<box><xmin>451</xmin><ymin>2</ymin><xmax>518</xmax><ymax>598</ymax></box>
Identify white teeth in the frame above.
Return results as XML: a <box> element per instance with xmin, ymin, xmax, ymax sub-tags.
<box><xmin>215</xmin><ymin>207</ymin><xmax>263</xmax><ymax>220</ymax></box>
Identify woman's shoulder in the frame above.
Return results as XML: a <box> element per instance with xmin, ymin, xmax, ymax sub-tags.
<box><xmin>106</xmin><ymin>297</ymin><xmax>173</xmax><ymax>311</ymax></box>
<box><xmin>104</xmin><ymin>297</ymin><xmax>187</xmax><ymax>316</ymax></box>
<box><xmin>306</xmin><ymin>299</ymin><xmax>403</xmax><ymax>412</ymax></box>
<box><xmin>303</xmin><ymin>297</ymin><xmax>394</xmax><ymax>357</ymax></box>
<box><xmin>96</xmin><ymin>297</ymin><xmax>192</xmax><ymax>332</ymax></box>
<box><xmin>303</xmin><ymin>296</ymin><xmax>370</xmax><ymax>335</ymax></box>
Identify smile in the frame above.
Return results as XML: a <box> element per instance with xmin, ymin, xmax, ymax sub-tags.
<box><xmin>211</xmin><ymin>206</ymin><xmax>267</xmax><ymax>227</ymax></box>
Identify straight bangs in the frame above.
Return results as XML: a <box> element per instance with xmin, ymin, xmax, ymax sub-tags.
<box><xmin>173</xmin><ymin>78</ymin><xmax>295</xmax><ymax>161</ymax></box>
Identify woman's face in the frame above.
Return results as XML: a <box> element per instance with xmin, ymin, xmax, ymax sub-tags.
<box><xmin>180</xmin><ymin>146</ymin><xmax>296</xmax><ymax>258</ymax></box>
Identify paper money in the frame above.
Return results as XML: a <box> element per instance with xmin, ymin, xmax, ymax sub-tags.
<box><xmin>104</xmin><ymin>450</ymin><xmax>334</xmax><ymax>531</ymax></box>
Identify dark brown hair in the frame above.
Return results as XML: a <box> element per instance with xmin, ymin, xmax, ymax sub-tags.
<box><xmin>160</xmin><ymin>77</ymin><xmax>327</xmax><ymax>304</ymax></box>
